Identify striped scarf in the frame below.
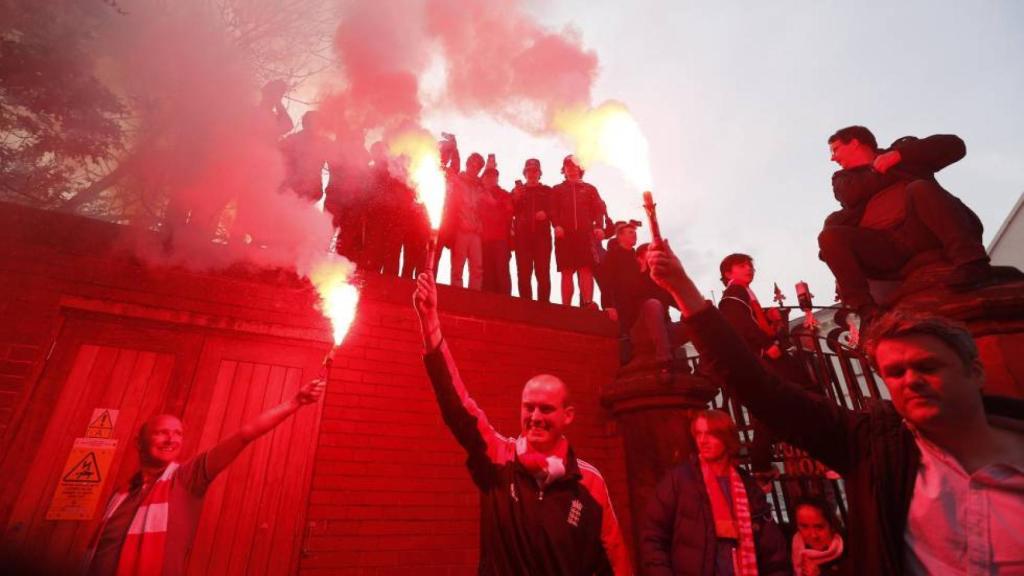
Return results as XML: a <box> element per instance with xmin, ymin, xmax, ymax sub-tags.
<box><xmin>700</xmin><ymin>460</ymin><xmax>759</xmax><ymax>576</ymax></box>
<box><xmin>106</xmin><ymin>462</ymin><xmax>178</xmax><ymax>576</ymax></box>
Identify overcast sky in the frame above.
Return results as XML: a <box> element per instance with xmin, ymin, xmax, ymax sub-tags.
<box><xmin>422</xmin><ymin>0</ymin><xmax>1024</xmax><ymax>305</ymax></box>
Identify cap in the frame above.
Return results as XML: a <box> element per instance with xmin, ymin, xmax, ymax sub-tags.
<box><xmin>524</xmin><ymin>158</ymin><xmax>541</xmax><ymax>170</ymax></box>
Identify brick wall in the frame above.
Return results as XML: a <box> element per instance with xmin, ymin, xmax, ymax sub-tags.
<box><xmin>0</xmin><ymin>202</ymin><xmax>628</xmax><ymax>574</ymax></box>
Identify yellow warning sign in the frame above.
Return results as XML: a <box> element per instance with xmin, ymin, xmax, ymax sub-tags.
<box><xmin>47</xmin><ymin>437</ymin><xmax>118</xmax><ymax>521</ymax></box>
<box><xmin>86</xmin><ymin>408</ymin><xmax>118</xmax><ymax>439</ymax></box>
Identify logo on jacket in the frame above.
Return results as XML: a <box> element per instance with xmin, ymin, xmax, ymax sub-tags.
<box><xmin>567</xmin><ymin>499</ymin><xmax>583</xmax><ymax>527</ymax></box>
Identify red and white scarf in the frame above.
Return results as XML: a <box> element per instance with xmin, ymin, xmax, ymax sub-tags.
<box><xmin>791</xmin><ymin>532</ymin><xmax>843</xmax><ymax>576</ymax></box>
<box><xmin>701</xmin><ymin>460</ymin><xmax>759</xmax><ymax>576</ymax></box>
<box><xmin>516</xmin><ymin>436</ymin><xmax>568</xmax><ymax>487</ymax></box>
<box><xmin>104</xmin><ymin>462</ymin><xmax>178</xmax><ymax>576</ymax></box>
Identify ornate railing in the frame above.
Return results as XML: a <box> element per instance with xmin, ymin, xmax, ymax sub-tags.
<box><xmin>704</xmin><ymin>320</ymin><xmax>888</xmax><ymax>528</ymax></box>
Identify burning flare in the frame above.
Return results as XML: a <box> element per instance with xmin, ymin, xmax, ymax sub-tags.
<box><xmin>389</xmin><ymin>129</ymin><xmax>447</xmax><ymax>230</ymax></box>
<box><xmin>310</xmin><ymin>256</ymin><xmax>360</xmax><ymax>346</ymax></box>
<box><xmin>553</xmin><ymin>100</ymin><xmax>653</xmax><ymax>191</ymax></box>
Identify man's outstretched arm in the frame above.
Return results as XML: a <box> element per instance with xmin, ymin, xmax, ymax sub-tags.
<box><xmin>646</xmin><ymin>241</ymin><xmax>857</xmax><ymax>473</ymax></box>
<box><xmin>205</xmin><ymin>378</ymin><xmax>325</xmax><ymax>479</ymax></box>
<box><xmin>414</xmin><ymin>272</ymin><xmax>513</xmax><ymax>475</ymax></box>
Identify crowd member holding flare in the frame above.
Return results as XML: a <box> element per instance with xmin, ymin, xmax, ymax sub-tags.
<box><xmin>640</xmin><ymin>409</ymin><xmax>790</xmax><ymax>576</ymax></box>
<box><xmin>83</xmin><ymin>380</ymin><xmax>326</xmax><ymax>576</ymax></box>
<box><xmin>644</xmin><ymin>239</ymin><xmax>1024</xmax><ymax>575</ymax></box>
<box><xmin>413</xmin><ymin>271</ymin><xmax>632</xmax><ymax>575</ymax></box>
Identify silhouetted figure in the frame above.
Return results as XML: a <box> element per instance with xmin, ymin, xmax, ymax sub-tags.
<box><xmin>362</xmin><ymin>141</ymin><xmax>409</xmax><ymax>275</ymax></box>
<box><xmin>280</xmin><ymin>110</ymin><xmax>332</xmax><ymax>202</ymax></box>
<box><xmin>512</xmin><ymin>159</ymin><xmax>553</xmax><ymax>302</ymax></box>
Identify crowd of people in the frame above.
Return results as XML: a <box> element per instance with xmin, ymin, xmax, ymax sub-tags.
<box><xmin>76</xmin><ymin>112</ymin><xmax>1022</xmax><ymax>576</ymax></box>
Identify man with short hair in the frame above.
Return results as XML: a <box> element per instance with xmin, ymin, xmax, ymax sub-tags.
<box><xmin>820</xmin><ymin>125</ymin><xmax>991</xmax><ymax>318</ymax></box>
<box><xmin>550</xmin><ymin>155</ymin><xmax>608</xmax><ymax>308</ymax></box>
<box><xmin>641</xmin><ymin>409</ymin><xmax>790</xmax><ymax>576</ymax></box>
<box><xmin>646</xmin><ymin>241</ymin><xmax>1024</xmax><ymax>575</ymax></box>
<box><xmin>413</xmin><ymin>271</ymin><xmax>631</xmax><ymax>575</ymax></box>
<box><xmin>512</xmin><ymin>158</ymin><xmax>554</xmax><ymax>302</ymax></box>
<box><xmin>84</xmin><ymin>379</ymin><xmax>325</xmax><ymax>576</ymax></box>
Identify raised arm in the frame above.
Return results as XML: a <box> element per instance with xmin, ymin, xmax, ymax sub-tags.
<box><xmin>646</xmin><ymin>241</ymin><xmax>858</xmax><ymax>473</ymax></box>
<box><xmin>205</xmin><ymin>378</ymin><xmax>325</xmax><ymax>478</ymax></box>
<box><xmin>891</xmin><ymin>133</ymin><xmax>966</xmax><ymax>174</ymax></box>
<box><xmin>414</xmin><ymin>272</ymin><xmax>514</xmax><ymax>483</ymax></box>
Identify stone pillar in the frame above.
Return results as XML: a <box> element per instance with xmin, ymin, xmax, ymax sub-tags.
<box><xmin>600</xmin><ymin>367</ymin><xmax>717</xmax><ymax>555</ymax></box>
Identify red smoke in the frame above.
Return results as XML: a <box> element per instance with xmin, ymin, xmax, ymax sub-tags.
<box><xmin>323</xmin><ymin>0</ymin><xmax>599</xmax><ymax>139</ymax></box>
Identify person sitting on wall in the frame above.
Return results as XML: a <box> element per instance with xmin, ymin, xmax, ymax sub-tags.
<box><xmin>640</xmin><ymin>409</ymin><xmax>791</xmax><ymax>576</ymax></box>
<box><xmin>601</xmin><ymin>221</ymin><xmax>687</xmax><ymax>369</ymax></box>
<box><xmin>790</xmin><ymin>497</ymin><xmax>845</xmax><ymax>576</ymax></box>
<box><xmin>645</xmin><ymin>240</ymin><xmax>1024</xmax><ymax>575</ymax></box>
<box><xmin>83</xmin><ymin>379</ymin><xmax>325</xmax><ymax>576</ymax></box>
<box><xmin>819</xmin><ymin>125</ymin><xmax>995</xmax><ymax>320</ymax></box>
<box><xmin>412</xmin><ymin>271</ymin><xmax>632</xmax><ymax>575</ymax></box>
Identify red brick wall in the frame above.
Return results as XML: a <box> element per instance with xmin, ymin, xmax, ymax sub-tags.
<box><xmin>304</xmin><ymin>285</ymin><xmax>627</xmax><ymax>575</ymax></box>
<box><xmin>0</xmin><ymin>203</ymin><xmax>629</xmax><ymax>574</ymax></box>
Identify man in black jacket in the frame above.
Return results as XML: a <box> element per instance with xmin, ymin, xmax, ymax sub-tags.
<box><xmin>640</xmin><ymin>410</ymin><xmax>790</xmax><ymax>576</ymax></box>
<box><xmin>512</xmin><ymin>159</ymin><xmax>554</xmax><ymax>302</ymax></box>
<box><xmin>601</xmin><ymin>222</ymin><xmax>684</xmax><ymax>367</ymax></box>
<box><xmin>819</xmin><ymin>126</ymin><xmax>990</xmax><ymax>317</ymax></box>
<box><xmin>646</xmin><ymin>241</ymin><xmax>1024</xmax><ymax>576</ymax></box>
<box><xmin>413</xmin><ymin>271</ymin><xmax>632</xmax><ymax>575</ymax></box>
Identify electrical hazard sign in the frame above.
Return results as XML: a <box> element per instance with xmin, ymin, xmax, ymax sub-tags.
<box><xmin>47</xmin><ymin>437</ymin><xmax>118</xmax><ymax>520</ymax></box>
<box><xmin>86</xmin><ymin>408</ymin><xmax>118</xmax><ymax>439</ymax></box>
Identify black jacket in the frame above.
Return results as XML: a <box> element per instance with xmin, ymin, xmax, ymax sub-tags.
<box><xmin>825</xmin><ymin>134</ymin><xmax>966</xmax><ymax>228</ymax></box>
<box><xmin>685</xmin><ymin>305</ymin><xmax>1024</xmax><ymax>575</ymax></box>
<box><xmin>512</xmin><ymin>183</ymin><xmax>553</xmax><ymax>239</ymax></box>
<box><xmin>718</xmin><ymin>284</ymin><xmax>773</xmax><ymax>355</ymax></box>
<box><xmin>550</xmin><ymin>181</ymin><xmax>606</xmax><ymax>233</ymax></box>
<box><xmin>424</xmin><ymin>342</ymin><xmax>631</xmax><ymax>576</ymax></box>
<box><xmin>640</xmin><ymin>456</ymin><xmax>791</xmax><ymax>576</ymax></box>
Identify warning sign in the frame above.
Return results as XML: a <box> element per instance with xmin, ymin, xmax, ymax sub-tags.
<box><xmin>47</xmin><ymin>437</ymin><xmax>118</xmax><ymax>521</ymax></box>
<box><xmin>86</xmin><ymin>408</ymin><xmax>118</xmax><ymax>439</ymax></box>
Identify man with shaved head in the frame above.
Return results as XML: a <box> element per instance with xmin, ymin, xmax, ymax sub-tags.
<box><xmin>83</xmin><ymin>379</ymin><xmax>325</xmax><ymax>576</ymax></box>
<box><xmin>414</xmin><ymin>271</ymin><xmax>631</xmax><ymax>575</ymax></box>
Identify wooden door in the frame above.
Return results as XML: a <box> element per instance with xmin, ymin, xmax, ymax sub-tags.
<box><xmin>182</xmin><ymin>335</ymin><xmax>324</xmax><ymax>576</ymax></box>
<box><xmin>0</xmin><ymin>314</ymin><xmax>325</xmax><ymax>575</ymax></box>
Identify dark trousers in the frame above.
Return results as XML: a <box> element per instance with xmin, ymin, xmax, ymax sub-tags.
<box><xmin>514</xmin><ymin>231</ymin><xmax>552</xmax><ymax>302</ymax></box>
<box><xmin>482</xmin><ymin>239</ymin><xmax>512</xmax><ymax>295</ymax></box>
<box><xmin>818</xmin><ymin>179</ymin><xmax>986</xmax><ymax>307</ymax></box>
<box><xmin>401</xmin><ymin>226</ymin><xmax>429</xmax><ymax>280</ymax></box>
